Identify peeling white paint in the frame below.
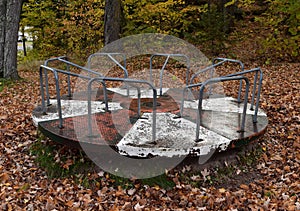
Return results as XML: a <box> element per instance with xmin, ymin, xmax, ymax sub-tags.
<box><xmin>183</xmin><ymin>97</ymin><xmax>267</xmax><ymax>116</ymax></box>
<box><xmin>117</xmin><ymin>112</ymin><xmax>231</xmax><ymax>157</ymax></box>
<box><xmin>32</xmin><ymin>99</ymin><xmax>122</xmax><ymax>126</ymax></box>
<box><xmin>33</xmin><ymin>94</ymin><xmax>268</xmax><ymax>158</ymax></box>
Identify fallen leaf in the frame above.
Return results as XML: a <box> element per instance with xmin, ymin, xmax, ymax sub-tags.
<box><xmin>240</xmin><ymin>184</ymin><xmax>249</xmax><ymax>190</ymax></box>
<box><xmin>134</xmin><ymin>203</ymin><xmax>144</xmax><ymax>211</ymax></box>
<box><xmin>127</xmin><ymin>188</ymin><xmax>136</xmax><ymax>196</ymax></box>
<box><xmin>201</xmin><ymin>168</ymin><xmax>210</xmax><ymax>181</ymax></box>
<box><xmin>0</xmin><ymin>173</ymin><xmax>10</xmax><ymax>183</ymax></box>
<box><xmin>0</xmin><ymin>115</ymin><xmax>7</xmax><ymax>120</ymax></box>
<box><xmin>219</xmin><ymin>188</ymin><xmax>226</xmax><ymax>193</ymax></box>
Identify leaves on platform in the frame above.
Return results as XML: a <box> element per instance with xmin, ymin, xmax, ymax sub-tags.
<box><xmin>0</xmin><ymin>61</ymin><xmax>299</xmax><ymax>210</ymax></box>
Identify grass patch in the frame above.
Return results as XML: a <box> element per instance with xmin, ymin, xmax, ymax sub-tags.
<box><xmin>30</xmin><ymin>134</ymin><xmax>95</xmax><ymax>181</ymax></box>
<box><xmin>140</xmin><ymin>174</ymin><xmax>175</xmax><ymax>190</ymax></box>
<box><xmin>31</xmin><ymin>133</ymin><xmax>264</xmax><ymax>190</ymax></box>
<box><xmin>237</xmin><ymin>144</ymin><xmax>264</xmax><ymax>166</ymax></box>
<box><xmin>0</xmin><ymin>78</ymin><xmax>3</xmax><ymax>92</ymax></box>
<box><xmin>210</xmin><ymin>145</ymin><xmax>263</xmax><ymax>184</ymax></box>
<box><xmin>0</xmin><ymin>78</ymin><xmax>14</xmax><ymax>92</ymax></box>
<box><xmin>107</xmin><ymin>174</ymin><xmax>135</xmax><ymax>189</ymax></box>
<box><xmin>177</xmin><ymin>144</ymin><xmax>264</xmax><ymax>188</ymax></box>
<box><xmin>106</xmin><ymin>173</ymin><xmax>175</xmax><ymax>190</ymax></box>
<box><xmin>31</xmin><ymin>132</ymin><xmax>176</xmax><ymax>190</ymax></box>
<box><xmin>18</xmin><ymin>49</ymin><xmax>43</xmax><ymax>72</ymax></box>
<box><xmin>31</xmin><ymin>130</ymin><xmax>264</xmax><ymax>191</ymax></box>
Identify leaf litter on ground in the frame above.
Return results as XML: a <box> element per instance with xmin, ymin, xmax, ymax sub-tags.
<box><xmin>0</xmin><ymin>61</ymin><xmax>299</xmax><ymax>210</ymax></box>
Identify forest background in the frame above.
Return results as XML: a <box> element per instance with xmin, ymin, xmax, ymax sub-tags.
<box><xmin>19</xmin><ymin>0</ymin><xmax>299</xmax><ymax>65</ymax></box>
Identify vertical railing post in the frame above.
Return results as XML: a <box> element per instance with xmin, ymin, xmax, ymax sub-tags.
<box><xmin>66</xmin><ymin>59</ymin><xmax>72</xmax><ymax>97</ymax></box>
<box><xmin>195</xmin><ymin>76</ymin><xmax>250</xmax><ymax>141</ymax></box>
<box><xmin>152</xmin><ymin>89</ymin><xmax>157</xmax><ymax>142</ymax></box>
<box><xmin>137</xmin><ymin>87</ymin><xmax>141</xmax><ymax>117</ymax></box>
<box><xmin>240</xmin><ymin>78</ymin><xmax>250</xmax><ymax>131</ymax></box>
<box><xmin>87</xmin><ymin>79</ymin><xmax>93</xmax><ymax>136</ymax></box>
<box><xmin>254</xmin><ymin>68</ymin><xmax>263</xmax><ymax>123</ymax></box>
<box><xmin>39</xmin><ymin>66</ymin><xmax>46</xmax><ymax>114</ymax></box>
<box><xmin>40</xmin><ymin>65</ymin><xmax>64</xmax><ymax>128</ymax></box>
<box><xmin>250</xmin><ymin>71</ymin><xmax>258</xmax><ymax>110</ymax></box>
<box><xmin>53</xmin><ymin>71</ymin><xmax>63</xmax><ymax>128</ymax></box>
<box><xmin>159</xmin><ymin>55</ymin><xmax>170</xmax><ymax>96</ymax></box>
<box><xmin>43</xmin><ymin>65</ymin><xmax>51</xmax><ymax>106</ymax></box>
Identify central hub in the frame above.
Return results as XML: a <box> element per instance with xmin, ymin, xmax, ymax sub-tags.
<box><xmin>141</xmin><ymin>101</ymin><xmax>162</xmax><ymax>108</ymax></box>
<box><xmin>120</xmin><ymin>95</ymin><xmax>180</xmax><ymax>113</ymax></box>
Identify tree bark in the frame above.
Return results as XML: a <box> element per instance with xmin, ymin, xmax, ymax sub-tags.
<box><xmin>104</xmin><ymin>0</ymin><xmax>122</xmax><ymax>46</ymax></box>
<box><xmin>0</xmin><ymin>0</ymin><xmax>6</xmax><ymax>78</ymax></box>
<box><xmin>0</xmin><ymin>0</ymin><xmax>22</xmax><ymax>79</ymax></box>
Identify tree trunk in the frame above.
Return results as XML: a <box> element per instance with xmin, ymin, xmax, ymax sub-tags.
<box><xmin>104</xmin><ymin>0</ymin><xmax>122</xmax><ymax>46</ymax></box>
<box><xmin>0</xmin><ymin>0</ymin><xmax>6</xmax><ymax>78</ymax></box>
<box><xmin>0</xmin><ymin>0</ymin><xmax>22</xmax><ymax>79</ymax></box>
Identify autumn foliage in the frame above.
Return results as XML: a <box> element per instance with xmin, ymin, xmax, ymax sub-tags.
<box><xmin>20</xmin><ymin>0</ymin><xmax>300</xmax><ymax>62</ymax></box>
<box><xmin>0</xmin><ymin>0</ymin><xmax>298</xmax><ymax>209</ymax></box>
<box><xmin>1</xmin><ymin>59</ymin><xmax>299</xmax><ymax>210</ymax></box>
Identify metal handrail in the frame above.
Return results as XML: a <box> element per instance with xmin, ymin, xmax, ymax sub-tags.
<box><xmin>87</xmin><ymin>53</ymin><xmax>128</xmax><ymax>78</ymax></box>
<box><xmin>87</xmin><ymin>77</ymin><xmax>158</xmax><ymax>141</ymax></box>
<box><xmin>39</xmin><ymin>65</ymin><xmax>63</xmax><ymax>128</ymax></box>
<box><xmin>43</xmin><ymin>56</ymin><xmax>67</xmax><ymax>105</ymax></box>
<box><xmin>183</xmin><ymin>76</ymin><xmax>250</xmax><ymax>141</ymax></box>
<box><xmin>195</xmin><ymin>76</ymin><xmax>250</xmax><ymax>141</ymax></box>
<box><xmin>39</xmin><ymin>65</ymin><xmax>103</xmax><ymax>128</ymax></box>
<box><xmin>57</xmin><ymin>58</ymin><xmax>103</xmax><ymax>77</ymax></box>
<box><xmin>221</xmin><ymin>67</ymin><xmax>263</xmax><ymax>122</ymax></box>
<box><xmin>213</xmin><ymin>58</ymin><xmax>245</xmax><ymax>102</ymax></box>
<box><xmin>39</xmin><ymin>55</ymin><xmax>264</xmax><ymax>145</ymax></box>
<box><xmin>212</xmin><ymin>58</ymin><xmax>244</xmax><ymax>69</ymax></box>
<box><xmin>150</xmin><ymin>53</ymin><xmax>190</xmax><ymax>96</ymax></box>
<box><xmin>189</xmin><ymin>58</ymin><xmax>244</xmax><ymax>84</ymax></box>
<box><xmin>87</xmin><ymin>53</ymin><xmax>130</xmax><ymax>96</ymax></box>
<box><xmin>42</xmin><ymin>56</ymin><xmax>103</xmax><ymax>106</ymax></box>
<box><xmin>189</xmin><ymin>58</ymin><xmax>244</xmax><ymax>102</ymax></box>
<box><xmin>182</xmin><ymin>67</ymin><xmax>262</xmax><ymax>123</ymax></box>
<box><xmin>189</xmin><ymin>59</ymin><xmax>263</xmax><ymax>121</ymax></box>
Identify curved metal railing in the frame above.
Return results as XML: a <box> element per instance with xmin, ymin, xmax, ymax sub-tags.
<box><xmin>150</xmin><ymin>53</ymin><xmax>190</xmax><ymax>96</ymax></box>
<box><xmin>87</xmin><ymin>77</ymin><xmax>158</xmax><ymax>141</ymax></box>
<box><xmin>39</xmin><ymin>65</ymin><xmax>103</xmax><ymax>128</ymax></box>
<box><xmin>87</xmin><ymin>53</ymin><xmax>128</xmax><ymax>78</ymax></box>
<box><xmin>42</xmin><ymin>56</ymin><xmax>103</xmax><ymax>106</ymax></box>
<box><xmin>181</xmin><ymin>76</ymin><xmax>250</xmax><ymax>141</ymax></box>
<box><xmin>38</xmin><ymin>54</ymin><xmax>264</xmax><ymax>143</ymax></box>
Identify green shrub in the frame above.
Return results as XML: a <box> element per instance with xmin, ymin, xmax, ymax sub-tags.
<box><xmin>256</xmin><ymin>0</ymin><xmax>300</xmax><ymax>61</ymax></box>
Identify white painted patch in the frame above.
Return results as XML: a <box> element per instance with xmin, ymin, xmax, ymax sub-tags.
<box><xmin>107</xmin><ymin>88</ymin><xmax>169</xmax><ymax>99</ymax></box>
<box><xmin>183</xmin><ymin>97</ymin><xmax>267</xmax><ymax>116</ymax></box>
<box><xmin>117</xmin><ymin>112</ymin><xmax>231</xmax><ymax>157</ymax></box>
<box><xmin>32</xmin><ymin>99</ymin><xmax>122</xmax><ymax>126</ymax></box>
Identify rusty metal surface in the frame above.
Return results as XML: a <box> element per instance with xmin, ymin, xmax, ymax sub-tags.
<box><xmin>35</xmin><ymin>91</ymin><xmax>268</xmax><ymax>157</ymax></box>
<box><xmin>34</xmin><ymin>55</ymin><xmax>268</xmax><ymax>158</ymax></box>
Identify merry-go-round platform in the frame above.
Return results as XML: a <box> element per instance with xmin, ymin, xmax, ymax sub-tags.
<box><xmin>32</xmin><ymin>53</ymin><xmax>268</xmax><ymax>159</ymax></box>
